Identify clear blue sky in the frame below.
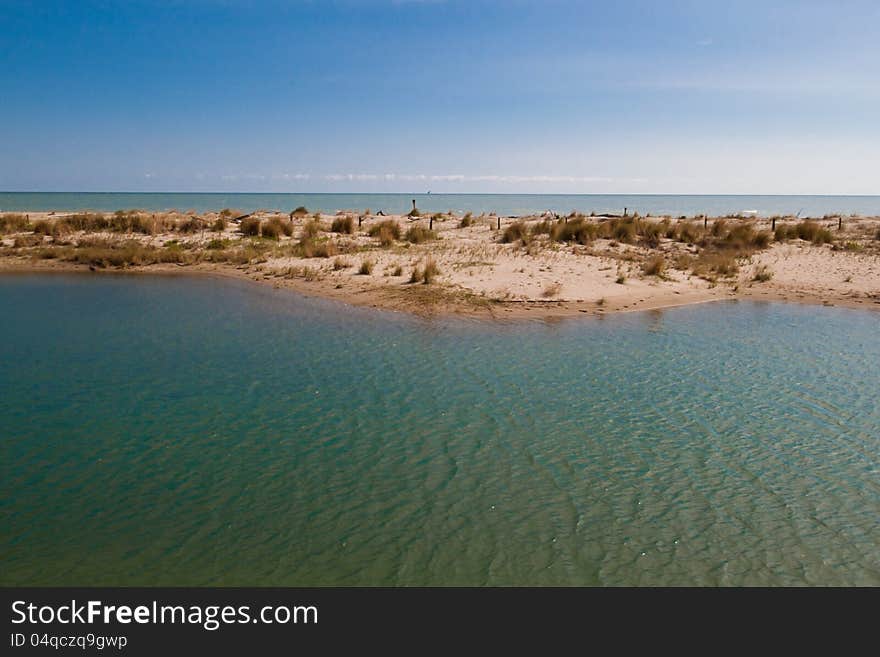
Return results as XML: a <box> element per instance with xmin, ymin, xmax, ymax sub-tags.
<box><xmin>2</xmin><ymin>0</ymin><xmax>878</xmax><ymax>193</ymax></box>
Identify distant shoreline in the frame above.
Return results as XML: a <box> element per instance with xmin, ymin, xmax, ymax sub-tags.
<box><xmin>2</xmin><ymin>208</ymin><xmax>879</xmax><ymax>319</ymax></box>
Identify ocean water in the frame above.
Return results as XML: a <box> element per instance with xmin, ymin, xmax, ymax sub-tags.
<box><xmin>1</xmin><ymin>274</ymin><xmax>879</xmax><ymax>586</ymax></box>
<box><xmin>2</xmin><ymin>192</ymin><xmax>880</xmax><ymax>218</ymax></box>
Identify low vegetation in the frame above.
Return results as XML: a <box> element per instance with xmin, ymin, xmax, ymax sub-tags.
<box><xmin>0</xmin><ymin>213</ymin><xmax>30</xmax><ymax>233</ymax></box>
<box><xmin>405</xmin><ymin>226</ymin><xmax>437</xmax><ymax>244</ymax></box>
<box><xmin>331</xmin><ymin>215</ymin><xmax>354</xmax><ymax>234</ymax></box>
<box><xmin>642</xmin><ymin>255</ymin><xmax>666</xmax><ymax>277</ymax></box>
<box><xmin>409</xmin><ymin>257</ymin><xmax>440</xmax><ymax>284</ymax></box>
<box><xmin>774</xmin><ymin>221</ymin><xmax>833</xmax><ymax>244</ymax></box>
<box><xmin>4</xmin><ymin>208</ymin><xmax>877</xmax><ymax>314</ymax></box>
<box><xmin>368</xmin><ymin>220</ymin><xmax>401</xmax><ymax>246</ymax></box>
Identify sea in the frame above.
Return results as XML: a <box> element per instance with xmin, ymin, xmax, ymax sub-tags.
<box><xmin>2</xmin><ymin>192</ymin><xmax>880</xmax><ymax>217</ymax></box>
<box><xmin>1</xmin><ymin>273</ymin><xmax>878</xmax><ymax>585</ymax></box>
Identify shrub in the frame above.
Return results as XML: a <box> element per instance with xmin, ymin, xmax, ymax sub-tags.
<box><xmin>240</xmin><ymin>217</ymin><xmax>261</xmax><ymax>236</ymax></box>
<box><xmin>261</xmin><ymin>217</ymin><xmax>293</xmax><ymax>240</ymax></box>
<box><xmin>31</xmin><ymin>220</ymin><xmax>55</xmax><ymax>236</ymax></box>
<box><xmin>333</xmin><ymin>257</ymin><xmax>350</xmax><ymax>270</ymax></box>
<box><xmin>177</xmin><ymin>216</ymin><xmax>205</xmax><ymax>233</ymax></box>
<box><xmin>422</xmin><ymin>257</ymin><xmax>440</xmax><ymax>284</ymax></box>
<box><xmin>642</xmin><ymin>255</ymin><xmax>666</xmax><ymax>277</ymax></box>
<box><xmin>721</xmin><ymin>224</ymin><xmax>756</xmax><ymax>249</ymax></box>
<box><xmin>610</xmin><ymin>219</ymin><xmax>636</xmax><ymax>243</ymax></box>
<box><xmin>677</xmin><ymin>222</ymin><xmax>703</xmax><ymax>244</ymax></box>
<box><xmin>550</xmin><ymin>218</ymin><xmax>598</xmax><ymax>245</ymax></box>
<box><xmin>301</xmin><ymin>218</ymin><xmax>322</xmax><ymax>240</ymax></box>
<box><xmin>410</xmin><ymin>258</ymin><xmax>440</xmax><ymax>284</ymax></box>
<box><xmin>405</xmin><ymin>226</ymin><xmax>437</xmax><ymax>243</ymax></box>
<box><xmin>0</xmin><ymin>213</ymin><xmax>29</xmax><ymax>233</ymax></box>
<box><xmin>392</xmin><ymin>264</ymin><xmax>403</xmax><ymax>276</ymax></box>
<box><xmin>751</xmin><ymin>230</ymin><xmax>772</xmax><ymax>248</ymax></box>
<box><xmin>692</xmin><ymin>252</ymin><xmax>739</xmax><ymax>277</ymax></box>
<box><xmin>14</xmin><ymin>234</ymin><xmax>42</xmax><ymax>247</ymax></box>
<box><xmin>261</xmin><ymin>220</ymin><xmax>282</xmax><ymax>240</ymax></box>
<box><xmin>501</xmin><ymin>222</ymin><xmax>529</xmax><ymax>244</ymax></box>
<box><xmin>358</xmin><ymin>259</ymin><xmax>374</xmax><ymax>275</ymax></box>
<box><xmin>312</xmin><ymin>241</ymin><xmax>338</xmax><ymax>258</ymax></box>
<box><xmin>59</xmin><ymin>213</ymin><xmax>111</xmax><ymax>232</ymax></box>
<box><xmin>531</xmin><ymin>219</ymin><xmax>554</xmax><ymax>235</ymax></box>
<box><xmin>331</xmin><ymin>215</ymin><xmax>354</xmax><ymax>234</ymax></box>
<box><xmin>779</xmin><ymin>220</ymin><xmax>834</xmax><ymax>244</ymax></box>
<box><xmin>206</xmin><ymin>239</ymin><xmax>230</xmax><ymax>250</ymax></box>
<box><xmin>212</xmin><ymin>217</ymin><xmax>227</xmax><ymax>232</ymax></box>
<box><xmin>459</xmin><ymin>213</ymin><xmax>474</xmax><ymax>228</ymax></box>
<box><xmin>368</xmin><ymin>220</ymin><xmax>400</xmax><ymax>246</ymax></box>
<box><xmin>640</xmin><ymin>223</ymin><xmax>663</xmax><ymax>248</ymax></box>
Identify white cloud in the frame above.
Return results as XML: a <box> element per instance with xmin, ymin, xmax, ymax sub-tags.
<box><xmin>323</xmin><ymin>173</ymin><xmax>643</xmax><ymax>184</ymax></box>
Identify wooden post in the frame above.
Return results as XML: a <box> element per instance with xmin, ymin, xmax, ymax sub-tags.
<box><xmin>497</xmin><ymin>216</ymin><xmax>501</xmax><ymax>231</ymax></box>
<box><xmin>412</xmin><ymin>199</ymin><xmax>416</xmax><ymax>212</ymax></box>
<box><xmin>772</xmin><ymin>217</ymin><xmax>776</xmax><ymax>231</ymax></box>
<box><xmin>838</xmin><ymin>216</ymin><xmax>843</xmax><ymax>231</ymax></box>
<box><xmin>429</xmin><ymin>215</ymin><xmax>434</xmax><ymax>231</ymax></box>
<box><xmin>358</xmin><ymin>215</ymin><xmax>363</xmax><ymax>228</ymax></box>
<box><xmin>703</xmin><ymin>215</ymin><xmax>707</xmax><ymax>229</ymax></box>
<box><xmin>624</xmin><ymin>207</ymin><xmax>628</xmax><ymax>217</ymax></box>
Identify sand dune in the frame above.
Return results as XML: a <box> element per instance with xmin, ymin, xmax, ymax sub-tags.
<box><xmin>2</xmin><ymin>209</ymin><xmax>878</xmax><ymax>318</ymax></box>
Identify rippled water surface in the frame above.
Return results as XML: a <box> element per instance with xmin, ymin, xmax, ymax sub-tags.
<box><xmin>4</xmin><ymin>192</ymin><xmax>880</xmax><ymax>217</ymax></box>
<box><xmin>1</xmin><ymin>274</ymin><xmax>878</xmax><ymax>585</ymax></box>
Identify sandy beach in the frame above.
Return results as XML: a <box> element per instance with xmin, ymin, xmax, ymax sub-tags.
<box><xmin>2</xmin><ymin>208</ymin><xmax>879</xmax><ymax>318</ymax></box>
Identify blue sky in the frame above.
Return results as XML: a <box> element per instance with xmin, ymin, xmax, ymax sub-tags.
<box><xmin>1</xmin><ymin>0</ymin><xmax>878</xmax><ymax>193</ymax></box>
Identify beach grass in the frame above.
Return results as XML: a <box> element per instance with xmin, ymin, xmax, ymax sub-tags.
<box><xmin>331</xmin><ymin>215</ymin><xmax>355</xmax><ymax>234</ymax></box>
<box><xmin>405</xmin><ymin>226</ymin><xmax>437</xmax><ymax>243</ymax></box>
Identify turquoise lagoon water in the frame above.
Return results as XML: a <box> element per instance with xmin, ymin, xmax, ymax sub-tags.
<box><xmin>1</xmin><ymin>274</ymin><xmax>878</xmax><ymax>586</ymax></box>
<box><xmin>3</xmin><ymin>192</ymin><xmax>880</xmax><ymax>218</ymax></box>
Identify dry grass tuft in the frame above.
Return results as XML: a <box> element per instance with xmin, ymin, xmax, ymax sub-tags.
<box><xmin>240</xmin><ymin>216</ymin><xmax>262</xmax><ymax>236</ymax></box>
<box><xmin>0</xmin><ymin>213</ymin><xmax>29</xmax><ymax>233</ymax></box>
<box><xmin>642</xmin><ymin>255</ymin><xmax>666</xmax><ymax>277</ymax></box>
<box><xmin>542</xmin><ymin>282</ymin><xmax>562</xmax><ymax>298</ymax></box>
<box><xmin>368</xmin><ymin>220</ymin><xmax>401</xmax><ymax>246</ymax></box>
<box><xmin>405</xmin><ymin>226</ymin><xmax>437</xmax><ymax>243</ymax></box>
<box><xmin>331</xmin><ymin>215</ymin><xmax>354</xmax><ymax>234</ymax></box>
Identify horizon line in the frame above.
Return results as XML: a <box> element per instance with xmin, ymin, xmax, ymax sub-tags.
<box><xmin>3</xmin><ymin>191</ymin><xmax>880</xmax><ymax>198</ymax></box>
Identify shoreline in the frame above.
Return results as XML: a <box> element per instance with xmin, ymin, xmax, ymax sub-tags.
<box><xmin>2</xmin><ymin>258</ymin><xmax>878</xmax><ymax>320</ymax></box>
<box><xmin>2</xmin><ymin>208</ymin><xmax>879</xmax><ymax>320</ymax></box>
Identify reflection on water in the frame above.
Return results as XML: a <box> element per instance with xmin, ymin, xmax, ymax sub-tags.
<box><xmin>1</xmin><ymin>274</ymin><xmax>878</xmax><ymax>585</ymax></box>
